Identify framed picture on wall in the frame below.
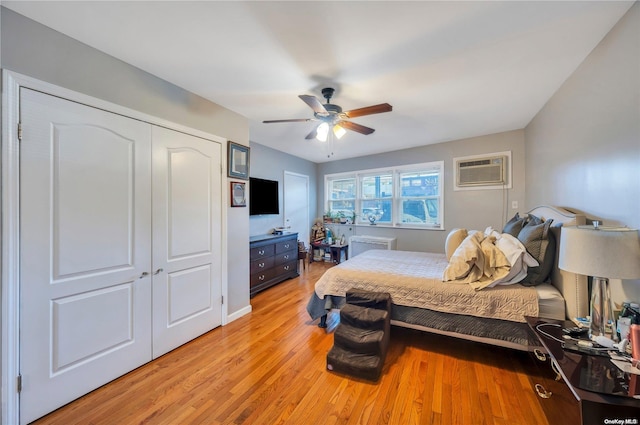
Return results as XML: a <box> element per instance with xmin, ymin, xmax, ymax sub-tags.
<box><xmin>230</xmin><ymin>181</ymin><xmax>246</xmax><ymax>207</ymax></box>
<box><xmin>228</xmin><ymin>141</ymin><xmax>250</xmax><ymax>180</ymax></box>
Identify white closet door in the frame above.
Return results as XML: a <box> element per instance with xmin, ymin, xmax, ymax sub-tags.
<box><xmin>19</xmin><ymin>88</ymin><xmax>153</xmax><ymax>424</ymax></box>
<box><xmin>151</xmin><ymin>126</ymin><xmax>222</xmax><ymax>358</ymax></box>
<box><xmin>284</xmin><ymin>171</ymin><xmax>310</xmax><ymax>245</ymax></box>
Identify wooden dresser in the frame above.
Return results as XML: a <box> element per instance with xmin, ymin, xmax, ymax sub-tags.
<box><xmin>249</xmin><ymin>233</ymin><xmax>299</xmax><ymax>297</ymax></box>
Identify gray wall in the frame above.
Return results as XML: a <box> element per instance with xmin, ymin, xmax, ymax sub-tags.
<box><xmin>249</xmin><ymin>142</ymin><xmax>318</xmax><ymax>239</ymax></box>
<box><xmin>525</xmin><ymin>3</ymin><xmax>640</xmax><ymax>304</ymax></box>
<box><xmin>317</xmin><ymin>130</ymin><xmax>526</xmax><ymax>253</ymax></box>
<box><xmin>1</xmin><ymin>7</ymin><xmax>251</xmax><ymax>316</ymax></box>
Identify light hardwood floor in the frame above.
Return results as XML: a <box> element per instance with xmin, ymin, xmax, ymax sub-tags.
<box><xmin>32</xmin><ymin>261</ymin><xmax>550</xmax><ymax>425</ymax></box>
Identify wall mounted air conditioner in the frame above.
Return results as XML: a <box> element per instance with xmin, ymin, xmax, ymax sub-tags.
<box><xmin>455</xmin><ymin>155</ymin><xmax>507</xmax><ymax>188</ymax></box>
<box><xmin>349</xmin><ymin>236</ymin><xmax>397</xmax><ymax>258</ymax></box>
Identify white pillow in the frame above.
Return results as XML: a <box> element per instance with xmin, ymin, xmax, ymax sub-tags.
<box><xmin>442</xmin><ymin>232</ymin><xmax>484</xmax><ymax>281</ymax></box>
<box><xmin>445</xmin><ymin>228</ymin><xmax>468</xmax><ymax>261</ymax></box>
<box><xmin>488</xmin><ymin>233</ymin><xmax>539</xmax><ymax>287</ymax></box>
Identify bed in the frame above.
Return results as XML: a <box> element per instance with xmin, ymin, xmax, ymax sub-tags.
<box><xmin>306</xmin><ymin>205</ymin><xmax>589</xmax><ymax>351</ymax></box>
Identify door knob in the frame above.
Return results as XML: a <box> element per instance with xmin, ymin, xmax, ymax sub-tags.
<box><xmin>139</xmin><ymin>272</ymin><xmax>149</xmax><ymax>279</ymax></box>
<box><xmin>153</xmin><ymin>268</ymin><xmax>164</xmax><ymax>275</ymax></box>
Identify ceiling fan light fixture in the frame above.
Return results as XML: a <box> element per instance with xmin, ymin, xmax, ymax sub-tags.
<box><xmin>263</xmin><ymin>87</ymin><xmax>391</xmax><ymax>145</ymax></box>
<box><xmin>316</xmin><ymin>122</ymin><xmax>329</xmax><ymax>142</ymax></box>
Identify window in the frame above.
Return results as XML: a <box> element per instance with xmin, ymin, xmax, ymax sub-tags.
<box><xmin>361</xmin><ymin>173</ymin><xmax>393</xmax><ymax>224</ymax></box>
<box><xmin>398</xmin><ymin>167</ymin><xmax>441</xmax><ymax>227</ymax></box>
<box><xmin>327</xmin><ymin>177</ymin><xmax>356</xmax><ymax>218</ymax></box>
<box><xmin>325</xmin><ymin>161</ymin><xmax>443</xmax><ymax>229</ymax></box>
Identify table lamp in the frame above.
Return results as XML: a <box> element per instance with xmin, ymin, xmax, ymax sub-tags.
<box><xmin>558</xmin><ymin>224</ymin><xmax>640</xmax><ymax>343</ymax></box>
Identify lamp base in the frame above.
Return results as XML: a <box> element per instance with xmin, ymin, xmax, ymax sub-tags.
<box><xmin>589</xmin><ymin>276</ymin><xmax>618</xmax><ymax>342</ymax></box>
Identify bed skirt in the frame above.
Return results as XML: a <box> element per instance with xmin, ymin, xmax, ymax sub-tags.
<box><xmin>306</xmin><ymin>293</ymin><xmax>536</xmax><ymax>349</ymax></box>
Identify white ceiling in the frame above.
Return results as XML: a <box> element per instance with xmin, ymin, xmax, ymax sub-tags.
<box><xmin>4</xmin><ymin>1</ymin><xmax>633</xmax><ymax>163</ymax></box>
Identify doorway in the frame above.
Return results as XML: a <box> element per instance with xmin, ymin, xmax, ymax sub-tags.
<box><xmin>283</xmin><ymin>171</ymin><xmax>310</xmax><ymax>246</ymax></box>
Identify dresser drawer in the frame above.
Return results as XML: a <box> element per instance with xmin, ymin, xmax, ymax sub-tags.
<box><xmin>274</xmin><ymin>260</ymin><xmax>297</xmax><ymax>275</ymax></box>
<box><xmin>274</xmin><ymin>249</ymin><xmax>296</xmax><ymax>265</ymax></box>
<box><xmin>275</xmin><ymin>238</ymin><xmax>296</xmax><ymax>254</ymax></box>
<box><xmin>250</xmin><ymin>268</ymin><xmax>277</xmax><ymax>287</ymax></box>
<box><xmin>250</xmin><ymin>244</ymin><xmax>275</xmax><ymax>260</ymax></box>
<box><xmin>250</xmin><ymin>256</ymin><xmax>275</xmax><ymax>274</ymax></box>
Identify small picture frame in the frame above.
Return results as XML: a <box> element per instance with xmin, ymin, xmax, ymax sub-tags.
<box><xmin>230</xmin><ymin>181</ymin><xmax>246</xmax><ymax>207</ymax></box>
<box><xmin>228</xmin><ymin>141</ymin><xmax>250</xmax><ymax>180</ymax></box>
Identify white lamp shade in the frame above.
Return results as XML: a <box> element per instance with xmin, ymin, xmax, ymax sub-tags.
<box><xmin>333</xmin><ymin>124</ymin><xmax>346</xmax><ymax>139</ymax></box>
<box><xmin>559</xmin><ymin>226</ymin><xmax>640</xmax><ymax>279</ymax></box>
<box><xmin>316</xmin><ymin>122</ymin><xmax>329</xmax><ymax>142</ymax></box>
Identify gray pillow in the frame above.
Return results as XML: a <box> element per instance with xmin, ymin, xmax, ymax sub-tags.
<box><xmin>502</xmin><ymin>213</ymin><xmax>527</xmax><ymax>237</ymax></box>
<box><xmin>518</xmin><ymin>218</ymin><xmax>555</xmax><ymax>286</ymax></box>
<box><xmin>526</xmin><ymin>213</ymin><xmax>543</xmax><ymax>226</ymax></box>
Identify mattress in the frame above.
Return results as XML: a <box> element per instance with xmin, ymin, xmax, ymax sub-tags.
<box><xmin>536</xmin><ymin>283</ymin><xmax>565</xmax><ymax>320</ymax></box>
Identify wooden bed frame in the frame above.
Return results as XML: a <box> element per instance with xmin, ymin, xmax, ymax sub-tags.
<box><xmin>311</xmin><ymin>205</ymin><xmax>589</xmax><ymax>351</ymax></box>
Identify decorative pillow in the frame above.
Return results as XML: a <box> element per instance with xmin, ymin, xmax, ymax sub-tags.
<box><xmin>526</xmin><ymin>213</ymin><xmax>543</xmax><ymax>226</ymax></box>
<box><xmin>445</xmin><ymin>228</ymin><xmax>468</xmax><ymax>261</ymax></box>
<box><xmin>442</xmin><ymin>231</ymin><xmax>484</xmax><ymax>282</ymax></box>
<box><xmin>518</xmin><ymin>217</ymin><xmax>555</xmax><ymax>286</ymax></box>
<box><xmin>502</xmin><ymin>213</ymin><xmax>527</xmax><ymax>237</ymax></box>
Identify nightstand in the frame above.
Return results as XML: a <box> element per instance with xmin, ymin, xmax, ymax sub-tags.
<box><xmin>309</xmin><ymin>242</ymin><xmax>349</xmax><ymax>264</ymax></box>
<box><xmin>526</xmin><ymin>316</ymin><xmax>640</xmax><ymax>425</ymax></box>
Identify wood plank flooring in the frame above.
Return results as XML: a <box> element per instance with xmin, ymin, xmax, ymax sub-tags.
<box><xmin>32</xmin><ymin>261</ymin><xmax>550</xmax><ymax>425</ymax></box>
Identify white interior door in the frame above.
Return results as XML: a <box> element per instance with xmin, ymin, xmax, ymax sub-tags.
<box><xmin>19</xmin><ymin>88</ymin><xmax>153</xmax><ymax>424</ymax></box>
<box><xmin>284</xmin><ymin>171</ymin><xmax>310</xmax><ymax>245</ymax></box>
<box><xmin>151</xmin><ymin>126</ymin><xmax>222</xmax><ymax>358</ymax></box>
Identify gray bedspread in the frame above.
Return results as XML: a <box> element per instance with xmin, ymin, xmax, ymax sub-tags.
<box><xmin>306</xmin><ymin>292</ymin><xmax>535</xmax><ymax>347</ymax></box>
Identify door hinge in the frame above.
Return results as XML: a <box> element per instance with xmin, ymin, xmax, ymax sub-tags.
<box><xmin>17</xmin><ymin>374</ymin><xmax>22</xmax><ymax>393</ymax></box>
<box><xmin>221</xmin><ymin>296</ymin><xmax>224</xmax><ymax>305</ymax></box>
<box><xmin>17</xmin><ymin>122</ymin><xmax>23</xmax><ymax>141</ymax></box>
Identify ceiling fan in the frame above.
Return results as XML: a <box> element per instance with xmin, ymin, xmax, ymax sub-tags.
<box><xmin>263</xmin><ymin>87</ymin><xmax>392</xmax><ymax>141</ymax></box>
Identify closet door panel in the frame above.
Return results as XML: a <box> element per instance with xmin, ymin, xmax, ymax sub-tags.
<box><xmin>152</xmin><ymin>126</ymin><xmax>222</xmax><ymax>358</ymax></box>
<box><xmin>53</xmin><ymin>124</ymin><xmax>134</xmax><ymax>276</ymax></box>
<box><xmin>19</xmin><ymin>88</ymin><xmax>152</xmax><ymax>425</ymax></box>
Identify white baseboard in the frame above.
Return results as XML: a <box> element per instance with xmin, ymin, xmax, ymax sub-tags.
<box><xmin>226</xmin><ymin>305</ymin><xmax>252</xmax><ymax>324</ymax></box>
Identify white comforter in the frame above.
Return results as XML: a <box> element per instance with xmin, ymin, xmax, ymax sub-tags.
<box><xmin>314</xmin><ymin>249</ymin><xmax>539</xmax><ymax>323</ymax></box>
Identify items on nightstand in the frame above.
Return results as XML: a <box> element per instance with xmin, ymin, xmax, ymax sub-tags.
<box><xmin>631</xmin><ymin>324</ymin><xmax>640</xmax><ymax>361</ymax></box>
<box><xmin>558</xmin><ymin>224</ymin><xmax>640</xmax><ymax>346</ymax></box>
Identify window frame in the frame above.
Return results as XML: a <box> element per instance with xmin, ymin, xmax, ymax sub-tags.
<box><xmin>324</xmin><ymin>161</ymin><xmax>444</xmax><ymax>230</ymax></box>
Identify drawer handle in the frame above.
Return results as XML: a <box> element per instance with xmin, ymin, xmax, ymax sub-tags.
<box><xmin>284</xmin><ymin>244</ymin><xmax>290</xmax><ymax>248</ymax></box>
<box><xmin>258</xmin><ymin>275</ymin><xmax>265</xmax><ymax>281</ymax></box>
<box><xmin>533</xmin><ymin>348</ymin><xmax>547</xmax><ymax>362</ymax></box>
<box><xmin>284</xmin><ymin>265</ymin><xmax>290</xmax><ymax>270</ymax></box>
<box><xmin>258</xmin><ymin>262</ymin><xmax>265</xmax><ymax>268</ymax></box>
<box><xmin>258</xmin><ymin>249</ymin><xmax>265</xmax><ymax>255</ymax></box>
<box><xmin>534</xmin><ymin>383</ymin><xmax>552</xmax><ymax>399</ymax></box>
<box><xmin>551</xmin><ymin>360</ymin><xmax>562</xmax><ymax>381</ymax></box>
<box><xmin>284</xmin><ymin>254</ymin><xmax>289</xmax><ymax>260</ymax></box>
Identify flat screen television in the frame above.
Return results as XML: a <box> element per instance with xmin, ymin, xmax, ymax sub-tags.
<box><xmin>249</xmin><ymin>177</ymin><xmax>279</xmax><ymax>215</ymax></box>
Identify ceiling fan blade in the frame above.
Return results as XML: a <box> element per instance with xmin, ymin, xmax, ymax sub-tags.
<box><xmin>305</xmin><ymin>125</ymin><xmax>320</xmax><ymax>140</ymax></box>
<box><xmin>299</xmin><ymin>95</ymin><xmax>327</xmax><ymax>114</ymax></box>
<box><xmin>344</xmin><ymin>103</ymin><xmax>392</xmax><ymax>118</ymax></box>
<box><xmin>340</xmin><ymin>120</ymin><xmax>375</xmax><ymax>135</ymax></box>
<box><xmin>263</xmin><ymin>118</ymin><xmax>312</xmax><ymax>124</ymax></box>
